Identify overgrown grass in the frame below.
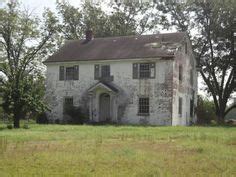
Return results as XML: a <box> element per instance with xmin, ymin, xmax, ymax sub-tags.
<box><xmin>0</xmin><ymin>124</ymin><xmax>235</xmax><ymax>177</ymax></box>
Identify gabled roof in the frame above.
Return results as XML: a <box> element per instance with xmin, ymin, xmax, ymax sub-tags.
<box><xmin>45</xmin><ymin>32</ymin><xmax>187</xmax><ymax>63</ymax></box>
<box><xmin>88</xmin><ymin>82</ymin><xmax>119</xmax><ymax>93</ymax></box>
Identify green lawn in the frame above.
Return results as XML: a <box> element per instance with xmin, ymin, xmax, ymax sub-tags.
<box><xmin>0</xmin><ymin>124</ymin><xmax>235</xmax><ymax>177</ymax></box>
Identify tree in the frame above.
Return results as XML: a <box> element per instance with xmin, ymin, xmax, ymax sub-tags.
<box><xmin>54</xmin><ymin>1</ymin><xmax>159</xmax><ymax>40</ymax></box>
<box><xmin>157</xmin><ymin>0</ymin><xmax>236</xmax><ymax>124</ymax></box>
<box><xmin>195</xmin><ymin>95</ymin><xmax>217</xmax><ymax>125</ymax></box>
<box><xmin>0</xmin><ymin>1</ymin><xmax>57</xmax><ymax>128</ymax></box>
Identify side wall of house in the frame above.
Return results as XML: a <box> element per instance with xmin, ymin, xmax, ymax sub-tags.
<box><xmin>172</xmin><ymin>39</ymin><xmax>198</xmax><ymax>126</ymax></box>
<box><xmin>45</xmin><ymin>58</ymin><xmax>174</xmax><ymax>125</ymax></box>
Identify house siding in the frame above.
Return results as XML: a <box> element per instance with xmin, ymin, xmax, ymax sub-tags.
<box><xmin>45</xmin><ymin>58</ymin><xmax>174</xmax><ymax>125</ymax></box>
<box><xmin>171</xmin><ymin>41</ymin><xmax>198</xmax><ymax>125</ymax></box>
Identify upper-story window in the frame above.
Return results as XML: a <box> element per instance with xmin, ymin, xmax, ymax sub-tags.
<box><xmin>185</xmin><ymin>42</ymin><xmax>188</xmax><ymax>54</ymax></box>
<box><xmin>133</xmin><ymin>63</ymin><xmax>155</xmax><ymax>79</ymax></box>
<box><xmin>101</xmin><ymin>65</ymin><xmax>110</xmax><ymax>78</ymax></box>
<box><xmin>59</xmin><ymin>65</ymin><xmax>79</xmax><ymax>81</ymax></box>
<box><xmin>94</xmin><ymin>64</ymin><xmax>113</xmax><ymax>81</ymax></box>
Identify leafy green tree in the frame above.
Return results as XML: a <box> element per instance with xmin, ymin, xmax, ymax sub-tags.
<box><xmin>0</xmin><ymin>1</ymin><xmax>57</xmax><ymax>128</ymax></box>
<box><xmin>55</xmin><ymin>1</ymin><xmax>159</xmax><ymax>40</ymax></box>
<box><xmin>157</xmin><ymin>0</ymin><xmax>236</xmax><ymax>124</ymax></box>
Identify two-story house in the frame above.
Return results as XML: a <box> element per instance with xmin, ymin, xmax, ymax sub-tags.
<box><xmin>44</xmin><ymin>31</ymin><xmax>197</xmax><ymax>125</ymax></box>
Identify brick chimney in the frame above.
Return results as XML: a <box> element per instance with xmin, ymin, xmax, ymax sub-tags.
<box><xmin>85</xmin><ymin>30</ymin><xmax>93</xmax><ymax>41</ymax></box>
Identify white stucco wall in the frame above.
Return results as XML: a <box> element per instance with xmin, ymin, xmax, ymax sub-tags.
<box><xmin>45</xmin><ymin>58</ymin><xmax>174</xmax><ymax>125</ymax></box>
<box><xmin>171</xmin><ymin>40</ymin><xmax>198</xmax><ymax>126</ymax></box>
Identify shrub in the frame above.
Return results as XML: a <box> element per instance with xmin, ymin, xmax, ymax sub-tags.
<box><xmin>36</xmin><ymin>112</ymin><xmax>48</xmax><ymax>124</ymax></box>
<box><xmin>65</xmin><ymin>106</ymin><xmax>89</xmax><ymax>124</ymax></box>
<box><xmin>23</xmin><ymin>124</ymin><xmax>30</xmax><ymax>129</ymax></box>
<box><xmin>196</xmin><ymin>95</ymin><xmax>217</xmax><ymax>125</ymax></box>
<box><xmin>6</xmin><ymin>124</ymin><xmax>13</xmax><ymax>129</ymax></box>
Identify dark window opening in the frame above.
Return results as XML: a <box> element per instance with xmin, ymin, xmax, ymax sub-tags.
<box><xmin>179</xmin><ymin>65</ymin><xmax>183</xmax><ymax>82</ymax></box>
<box><xmin>138</xmin><ymin>97</ymin><xmax>149</xmax><ymax>114</ymax></box>
<box><xmin>64</xmin><ymin>97</ymin><xmax>73</xmax><ymax>114</ymax></box>
<box><xmin>139</xmin><ymin>63</ymin><xmax>151</xmax><ymax>78</ymax></box>
<box><xmin>59</xmin><ymin>65</ymin><xmax>79</xmax><ymax>81</ymax></box>
<box><xmin>101</xmin><ymin>65</ymin><xmax>110</xmax><ymax>78</ymax></box>
<box><xmin>179</xmin><ymin>97</ymin><xmax>182</xmax><ymax>116</ymax></box>
<box><xmin>185</xmin><ymin>42</ymin><xmax>188</xmax><ymax>54</ymax></box>
<box><xmin>190</xmin><ymin>99</ymin><xmax>194</xmax><ymax>117</ymax></box>
<box><xmin>66</xmin><ymin>67</ymin><xmax>74</xmax><ymax>80</ymax></box>
<box><xmin>59</xmin><ymin>66</ymin><xmax>64</xmax><ymax>81</ymax></box>
<box><xmin>133</xmin><ymin>63</ymin><xmax>155</xmax><ymax>79</ymax></box>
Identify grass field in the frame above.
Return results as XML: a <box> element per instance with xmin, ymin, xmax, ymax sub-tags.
<box><xmin>0</xmin><ymin>124</ymin><xmax>235</xmax><ymax>177</ymax></box>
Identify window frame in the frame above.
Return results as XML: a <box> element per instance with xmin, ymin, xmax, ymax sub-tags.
<box><xmin>63</xmin><ymin>97</ymin><xmax>73</xmax><ymax>114</ymax></box>
<box><xmin>65</xmin><ymin>66</ymin><xmax>75</xmax><ymax>80</ymax></box>
<box><xmin>178</xmin><ymin>97</ymin><xmax>183</xmax><ymax>117</ymax></box>
<box><xmin>179</xmin><ymin>65</ymin><xmax>183</xmax><ymax>82</ymax></box>
<box><xmin>101</xmin><ymin>65</ymin><xmax>110</xmax><ymax>78</ymax></box>
<box><xmin>94</xmin><ymin>64</ymin><xmax>111</xmax><ymax>80</ymax></box>
<box><xmin>138</xmin><ymin>97</ymin><xmax>150</xmax><ymax>115</ymax></box>
<box><xmin>59</xmin><ymin>65</ymin><xmax>79</xmax><ymax>81</ymax></box>
<box><xmin>133</xmin><ymin>62</ymin><xmax>155</xmax><ymax>79</ymax></box>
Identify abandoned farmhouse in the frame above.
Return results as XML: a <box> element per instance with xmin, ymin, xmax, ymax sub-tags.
<box><xmin>44</xmin><ymin>31</ymin><xmax>197</xmax><ymax>126</ymax></box>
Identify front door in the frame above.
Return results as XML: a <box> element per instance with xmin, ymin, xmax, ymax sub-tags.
<box><xmin>99</xmin><ymin>93</ymin><xmax>110</xmax><ymax>122</ymax></box>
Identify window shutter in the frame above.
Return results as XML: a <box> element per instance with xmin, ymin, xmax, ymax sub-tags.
<box><xmin>73</xmin><ymin>65</ymin><xmax>79</xmax><ymax>80</ymax></box>
<box><xmin>94</xmin><ymin>64</ymin><xmax>100</xmax><ymax>80</ymax></box>
<box><xmin>133</xmin><ymin>63</ymin><xmax>139</xmax><ymax>79</ymax></box>
<box><xmin>59</xmin><ymin>66</ymin><xmax>64</xmax><ymax>81</ymax></box>
<box><xmin>150</xmin><ymin>63</ymin><xmax>155</xmax><ymax>78</ymax></box>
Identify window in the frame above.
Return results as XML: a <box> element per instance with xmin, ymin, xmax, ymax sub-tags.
<box><xmin>139</xmin><ymin>63</ymin><xmax>150</xmax><ymax>78</ymax></box>
<box><xmin>133</xmin><ymin>63</ymin><xmax>155</xmax><ymax>79</ymax></box>
<box><xmin>59</xmin><ymin>65</ymin><xmax>79</xmax><ymax>81</ymax></box>
<box><xmin>190</xmin><ymin>99</ymin><xmax>194</xmax><ymax>117</ymax></box>
<box><xmin>64</xmin><ymin>97</ymin><xmax>73</xmax><ymax>114</ymax></box>
<box><xmin>185</xmin><ymin>42</ymin><xmax>188</xmax><ymax>54</ymax></box>
<box><xmin>94</xmin><ymin>64</ymin><xmax>111</xmax><ymax>80</ymax></box>
<box><xmin>179</xmin><ymin>65</ymin><xmax>183</xmax><ymax>82</ymax></box>
<box><xmin>59</xmin><ymin>66</ymin><xmax>64</xmax><ymax>81</ymax></box>
<box><xmin>138</xmin><ymin>97</ymin><xmax>149</xmax><ymax>114</ymax></box>
<box><xmin>101</xmin><ymin>65</ymin><xmax>110</xmax><ymax>78</ymax></box>
<box><xmin>66</xmin><ymin>67</ymin><xmax>74</xmax><ymax>80</ymax></box>
<box><xmin>179</xmin><ymin>97</ymin><xmax>182</xmax><ymax>116</ymax></box>
<box><xmin>233</xmin><ymin>32</ymin><xmax>236</xmax><ymax>53</ymax></box>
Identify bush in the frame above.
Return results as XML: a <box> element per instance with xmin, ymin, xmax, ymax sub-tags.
<box><xmin>196</xmin><ymin>95</ymin><xmax>217</xmax><ymax>125</ymax></box>
<box><xmin>36</xmin><ymin>112</ymin><xmax>48</xmax><ymax>124</ymax></box>
<box><xmin>65</xmin><ymin>106</ymin><xmax>89</xmax><ymax>124</ymax></box>
<box><xmin>6</xmin><ymin>124</ymin><xmax>13</xmax><ymax>129</ymax></box>
<box><xmin>23</xmin><ymin>124</ymin><xmax>29</xmax><ymax>129</ymax></box>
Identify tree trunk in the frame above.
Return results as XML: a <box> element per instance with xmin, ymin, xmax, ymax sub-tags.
<box><xmin>216</xmin><ymin>110</ymin><xmax>225</xmax><ymax>125</ymax></box>
<box><xmin>13</xmin><ymin>109</ymin><xmax>21</xmax><ymax>128</ymax></box>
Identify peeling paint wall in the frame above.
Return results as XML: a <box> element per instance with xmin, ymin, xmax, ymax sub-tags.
<box><xmin>45</xmin><ymin>58</ymin><xmax>174</xmax><ymax>125</ymax></box>
<box><xmin>172</xmin><ymin>39</ymin><xmax>198</xmax><ymax>126</ymax></box>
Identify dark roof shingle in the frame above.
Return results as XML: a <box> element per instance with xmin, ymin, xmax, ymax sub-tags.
<box><xmin>45</xmin><ymin>32</ymin><xmax>186</xmax><ymax>63</ymax></box>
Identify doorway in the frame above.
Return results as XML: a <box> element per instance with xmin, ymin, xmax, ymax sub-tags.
<box><xmin>99</xmin><ymin>93</ymin><xmax>111</xmax><ymax>122</ymax></box>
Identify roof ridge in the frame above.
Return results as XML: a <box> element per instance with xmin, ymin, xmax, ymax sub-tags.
<box><xmin>64</xmin><ymin>31</ymin><xmax>187</xmax><ymax>42</ymax></box>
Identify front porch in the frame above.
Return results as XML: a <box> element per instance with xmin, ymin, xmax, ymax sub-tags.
<box><xmin>88</xmin><ymin>82</ymin><xmax>119</xmax><ymax>123</ymax></box>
